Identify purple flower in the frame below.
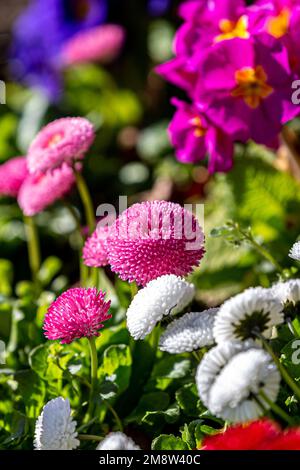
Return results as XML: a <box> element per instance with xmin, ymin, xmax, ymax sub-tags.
<box><xmin>194</xmin><ymin>36</ymin><xmax>300</xmax><ymax>145</ymax></box>
<box><xmin>148</xmin><ymin>0</ymin><xmax>171</xmax><ymax>16</ymax></box>
<box><xmin>11</xmin><ymin>0</ymin><xmax>107</xmax><ymax>100</ymax></box>
<box><xmin>169</xmin><ymin>99</ymin><xmax>234</xmax><ymax>173</ymax></box>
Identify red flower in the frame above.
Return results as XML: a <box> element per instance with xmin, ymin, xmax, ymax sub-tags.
<box><xmin>201</xmin><ymin>420</ymin><xmax>300</xmax><ymax>450</ymax></box>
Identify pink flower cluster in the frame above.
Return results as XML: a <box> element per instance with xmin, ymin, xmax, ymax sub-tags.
<box><xmin>157</xmin><ymin>0</ymin><xmax>300</xmax><ymax>173</ymax></box>
<box><xmin>0</xmin><ymin>117</ymin><xmax>95</xmax><ymax>216</ymax></box>
<box><xmin>44</xmin><ymin>288</ymin><xmax>111</xmax><ymax>344</ymax></box>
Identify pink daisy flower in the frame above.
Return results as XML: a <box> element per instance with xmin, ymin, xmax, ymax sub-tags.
<box><xmin>43</xmin><ymin>288</ymin><xmax>112</xmax><ymax>345</ymax></box>
<box><xmin>27</xmin><ymin>117</ymin><xmax>95</xmax><ymax>174</ymax></box>
<box><xmin>0</xmin><ymin>156</ymin><xmax>28</xmax><ymax>198</ymax></box>
<box><xmin>18</xmin><ymin>163</ymin><xmax>75</xmax><ymax>216</ymax></box>
<box><xmin>107</xmin><ymin>200</ymin><xmax>205</xmax><ymax>286</ymax></box>
<box><xmin>83</xmin><ymin>224</ymin><xmax>111</xmax><ymax>268</ymax></box>
<box><xmin>62</xmin><ymin>24</ymin><xmax>126</xmax><ymax>66</ymax></box>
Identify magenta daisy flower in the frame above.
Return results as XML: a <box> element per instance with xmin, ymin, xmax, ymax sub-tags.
<box><xmin>18</xmin><ymin>163</ymin><xmax>75</xmax><ymax>216</ymax></box>
<box><xmin>83</xmin><ymin>224</ymin><xmax>111</xmax><ymax>268</ymax></box>
<box><xmin>107</xmin><ymin>200</ymin><xmax>205</xmax><ymax>286</ymax></box>
<box><xmin>62</xmin><ymin>24</ymin><xmax>126</xmax><ymax>66</ymax></box>
<box><xmin>0</xmin><ymin>156</ymin><xmax>28</xmax><ymax>198</ymax></box>
<box><xmin>27</xmin><ymin>117</ymin><xmax>95</xmax><ymax>174</ymax></box>
<box><xmin>43</xmin><ymin>288</ymin><xmax>111</xmax><ymax>344</ymax></box>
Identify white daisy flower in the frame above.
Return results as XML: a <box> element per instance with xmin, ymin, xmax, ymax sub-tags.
<box><xmin>196</xmin><ymin>342</ymin><xmax>280</xmax><ymax>424</ymax></box>
<box><xmin>34</xmin><ymin>397</ymin><xmax>79</xmax><ymax>450</ymax></box>
<box><xmin>289</xmin><ymin>241</ymin><xmax>300</xmax><ymax>261</ymax></box>
<box><xmin>213</xmin><ymin>287</ymin><xmax>284</xmax><ymax>343</ymax></box>
<box><xmin>159</xmin><ymin>308</ymin><xmax>218</xmax><ymax>354</ymax></box>
<box><xmin>272</xmin><ymin>279</ymin><xmax>300</xmax><ymax>306</ymax></box>
<box><xmin>96</xmin><ymin>432</ymin><xmax>140</xmax><ymax>450</ymax></box>
<box><xmin>126</xmin><ymin>275</ymin><xmax>195</xmax><ymax>340</ymax></box>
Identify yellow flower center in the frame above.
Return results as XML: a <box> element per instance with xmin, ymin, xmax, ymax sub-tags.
<box><xmin>190</xmin><ymin>116</ymin><xmax>206</xmax><ymax>138</ymax></box>
<box><xmin>46</xmin><ymin>133</ymin><xmax>63</xmax><ymax>148</ymax></box>
<box><xmin>231</xmin><ymin>66</ymin><xmax>274</xmax><ymax>109</ymax></box>
<box><xmin>214</xmin><ymin>15</ymin><xmax>250</xmax><ymax>43</ymax></box>
<box><xmin>266</xmin><ymin>8</ymin><xmax>291</xmax><ymax>38</ymax></box>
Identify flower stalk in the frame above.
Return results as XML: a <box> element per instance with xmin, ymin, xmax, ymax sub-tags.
<box><xmin>23</xmin><ymin>215</ymin><xmax>41</xmax><ymax>289</ymax></box>
<box><xmin>87</xmin><ymin>336</ymin><xmax>98</xmax><ymax>420</ymax></box>
<box><xmin>74</xmin><ymin>170</ymin><xmax>96</xmax><ymax>235</ymax></box>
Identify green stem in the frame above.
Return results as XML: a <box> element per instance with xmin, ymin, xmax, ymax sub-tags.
<box><xmin>259</xmin><ymin>390</ymin><xmax>294</xmax><ymax>426</ymax></box>
<box><xmin>104</xmin><ymin>400</ymin><xmax>124</xmax><ymax>432</ymax></box>
<box><xmin>130</xmin><ymin>281</ymin><xmax>138</xmax><ymax>299</ymax></box>
<box><xmin>23</xmin><ymin>216</ymin><xmax>41</xmax><ymax>288</ymax></box>
<box><xmin>91</xmin><ymin>268</ymin><xmax>99</xmax><ymax>288</ymax></box>
<box><xmin>243</xmin><ymin>231</ymin><xmax>283</xmax><ymax>273</ymax></box>
<box><xmin>87</xmin><ymin>337</ymin><xmax>98</xmax><ymax>420</ymax></box>
<box><xmin>260</xmin><ymin>336</ymin><xmax>300</xmax><ymax>401</ymax></box>
<box><xmin>78</xmin><ymin>434</ymin><xmax>102</xmax><ymax>442</ymax></box>
<box><xmin>62</xmin><ymin>200</ymin><xmax>89</xmax><ymax>286</ymax></box>
<box><xmin>74</xmin><ymin>170</ymin><xmax>96</xmax><ymax>234</ymax></box>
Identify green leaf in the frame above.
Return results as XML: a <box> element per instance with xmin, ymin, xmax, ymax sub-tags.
<box><xmin>38</xmin><ymin>257</ymin><xmax>62</xmax><ymax>287</ymax></box>
<box><xmin>151</xmin><ymin>356</ymin><xmax>191</xmax><ymax>380</ymax></box>
<box><xmin>15</xmin><ymin>370</ymin><xmax>46</xmax><ymax>418</ymax></box>
<box><xmin>176</xmin><ymin>383</ymin><xmax>202</xmax><ymax>417</ymax></box>
<box><xmin>126</xmin><ymin>391</ymin><xmax>170</xmax><ymax>424</ymax></box>
<box><xmin>99</xmin><ymin>344</ymin><xmax>132</xmax><ymax>394</ymax></box>
<box><xmin>152</xmin><ymin>434</ymin><xmax>189</xmax><ymax>450</ymax></box>
<box><xmin>142</xmin><ymin>403</ymin><xmax>180</xmax><ymax>427</ymax></box>
<box><xmin>281</xmin><ymin>339</ymin><xmax>300</xmax><ymax>379</ymax></box>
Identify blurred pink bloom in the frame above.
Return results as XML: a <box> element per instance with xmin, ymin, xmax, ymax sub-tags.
<box><xmin>62</xmin><ymin>24</ymin><xmax>126</xmax><ymax>66</ymax></box>
<box><xmin>0</xmin><ymin>156</ymin><xmax>28</xmax><ymax>198</ymax></box>
<box><xmin>107</xmin><ymin>200</ymin><xmax>205</xmax><ymax>286</ymax></box>
<box><xmin>27</xmin><ymin>117</ymin><xmax>95</xmax><ymax>174</ymax></box>
<box><xmin>44</xmin><ymin>288</ymin><xmax>111</xmax><ymax>344</ymax></box>
<box><xmin>18</xmin><ymin>164</ymin><xmax>75</xmax><ymax>216</ymax></box>
<box><xmin>83</xmin><ymin>224</ymin><xmax>111</xmax><ymax>268</ymax></box>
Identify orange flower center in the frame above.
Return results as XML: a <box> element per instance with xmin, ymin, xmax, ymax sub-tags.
<box><xmin>46</xmin><ymin>133</ymin><xmax>63</xmax><ymax>148</ymax></box>
<box><xmin>231</xmin><ymin>66</ymin><xmax>274</xmax><ymax>109</ymax></box>
<box><xmin>214</xmin><ymin>16</ymin><xmax>250</xmax><ymax>43</ymax></box>
<box><xmin>266</xmin><ymin>8</ymin><xmax>291</xmax><ymax>38</ymax></box>
<box><xmin>190</xmin><ymin>116</ymin><xmax>207</xmax><ymax>138</ymax></box>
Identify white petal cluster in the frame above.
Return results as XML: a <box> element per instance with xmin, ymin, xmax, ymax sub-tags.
<box><xmin>159</xmin><ymin>308</ymin><xmax>218</xmax><ymax>354</ymax></box>
<box><xmin>272</xmin><ymin>279</ymin><xmax>300</xmax><ymax>305</ymax></box>
<box><xmin>97</xmin><ymin>432</ymin><xmax>140</xmax><ymax>450</ymax></box>
<box><xmin>34</xmin><ymin>397</ymin><xmax>79</xmax><ymax>450</ymax></box>
<box><xmin>196</xmin><ymin>342</ymin><xmax>280</xmax><ymax>423</ymax></box>
<box><xmin>289</xmin><ymin>241</ymin><xmax>300</xmax><ymax>261</ymax></box>
<box><xmin>126</xmin><ymin>275</ymin><xmax>195</xmax><ymax>339</ymax></box>
<box><xmin>213</xmin><ymin>287</ymin><xmax>284</xmax><ymax>343</ymax></box>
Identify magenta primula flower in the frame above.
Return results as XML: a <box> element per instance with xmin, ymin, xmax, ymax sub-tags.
<box><xmin>62</xmin><ymin>24</ymin><xmax>126</xmax><ymax>66</ymax></box>
<box><xmin>44</xmin><ymin>288</ymin><xmax>111</xmax><ymax>344</ymax></box>
<box><xmin>0</xmin><ymin>156</ymin><xmax>28</xmax><ymax>198</ymax></box>
<box><xmin>169</xmin><ymin>99</ymin><xmax>234</xmax><ymax>173</ymax></box>
<box><xmin>195</xmin><ymin>36</ymin><xmax>300</xmax><ymax>145</ymax></box>
<box><xmin>27</xmin><ymin>117</ymin><xmax>95</xmax><ymax>174</ymax></box>
<box><xmin>83</xmin><ymin>224</ymin><xmax>111</xmax><ymax>268</ymax></box>
<box><xmin>107</xmin><ymin>200</ymin><xmax>205</xmax><ymax>286</ymax></box>
<box><xmin>18</xmin><ymin>164</ymin><xmax>75</xmax><ymax>216</ymax></box>
<box><xmin>157</xmin><ymin>0</ymin><xmax>248</xmax><ymax>96</ymax></box>
<box><xmin>250</xmin><ymin>0</ymin><xmax>300</xmax><ymax>75</ymax></box>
